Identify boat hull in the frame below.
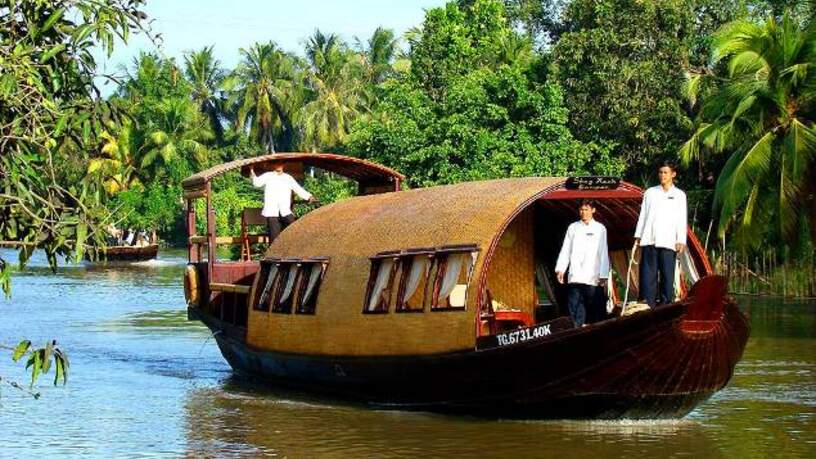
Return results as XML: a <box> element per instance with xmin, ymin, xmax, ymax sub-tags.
<box><xmin>92</xmin><ymin>244</ymin><xmax>159</xmax><ymax>262</ymax></box>
<box><xmin>194</xmin><ymin>294</ymin><xmax>749</xmax><ymax>419</ymax></box>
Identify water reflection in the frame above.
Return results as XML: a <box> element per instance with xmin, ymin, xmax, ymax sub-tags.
<box><xmin>184</xmin><ymin>377</ymin><xmax>726</xmax><ymax>458</ymax></box>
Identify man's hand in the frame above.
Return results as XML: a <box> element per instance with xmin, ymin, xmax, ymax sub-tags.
<box><xmin>599</xmin><ymin>278</ymin><xmax>607</xmax><ymax>288</ymax></box>
<box><xmin>308</xmin><ymin>196</ymin><xmax>317</xmax><ymax>203</ymax></box>
<box><xmin>556</xmin><ymin>271</ymin><xmax>565</xmax><ymax>284</ymax></box>
<box><xmin>249</xmin><ymin>166</ymin><xmax>256</xmax><ymax>177</ymax></box>
<box><xmin>676</xmin><ymin>243</ymin><xmax>686</xmax><ymax>254</ymax></box>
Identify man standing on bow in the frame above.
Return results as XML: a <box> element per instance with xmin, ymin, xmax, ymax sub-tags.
<box><xmin>555</xmin><ymin>199</ymin><xmax>610</xmax><ymax>327</ymax></box>
<box><xmin>250</xmin><ymin>162</ymin><xmax>315</xmax><ymax>242</ymax></box>
<box><xmin>634</xmin><ymin>161</ymin><xmax>688</xmax><ymax>307</ymax></box>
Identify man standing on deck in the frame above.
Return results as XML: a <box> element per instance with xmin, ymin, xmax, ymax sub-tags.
<box><xmin>250</xmin><ymin>162</ymin><xmax>316</xmax><ymax>242</ymax></box>
<box><xmin>634</xmin><ymin>161</ymin><xmax>687</xmax><ymax>307</ymax></box>
<box><xmin>555</xmin><ymin>199</ymin><xmax>610</xmax><ymax>327</ymax></box>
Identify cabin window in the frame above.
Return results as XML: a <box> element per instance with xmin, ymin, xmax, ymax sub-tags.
<box><xmin>254</xmin><ymin>260</ymin><xmax>279</xmax><ymax>311</ymax></box>
<box><xmin>395</xmin><ymin>254</ymin><xmax>433</xmax><ymax>312</ymax></box>
<box><xmin>432</xmin><ymin>250</ymin><xmax>478</xmax><ymax>310</ymax></box>
<box><xmin>363</xmin><ymin>255</ymin><xmax>399</xmax><ymax>313</ymax></box>
<box><xmin>273</xmin><ymin>263</ymin><xmax>300</xmax><ymax>314</ymax></box>
<box><xmin>296</xmin><ymin>261</ymin><xmax>328</xmax><ymax>315</ymax></box>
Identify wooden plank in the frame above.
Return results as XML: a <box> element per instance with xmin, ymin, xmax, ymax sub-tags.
<box><xmin>183</xmin><ymin>189</ymin><xmax>208</xmax><ymax>200</ymax></box>
<box><xmin>210</xmin><ymin>282</ymin><xmax>251</xmax><ymax>294</ymax></box>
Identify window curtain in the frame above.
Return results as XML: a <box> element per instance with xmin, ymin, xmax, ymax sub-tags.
<box><xmin>258</xmin><ymin>264</ymin><xmax>279</xmax><ymax>307</ymax></box>
<box><xmin>437</xmin><ymin>253</ymin><xmax>465</xmax><ymax>303</ymax></box>
<box><xmin>366</xmin><ymin>259</ymin><xmax>394</xmax><ymax>311</ymax></box>
<box><xmin>280</xmin><ymin>266</ymin><xmax>298</xmax><ymax>303</ymax></box>
<box><xmin>301</xmin><ymin>264</ymin><xmax>324</xmax><ymax>306</ymax></box>
<box><xmin>401</xmin><ymin>256</ymin><xmax>429</xmax><ymax>306</ymax></box>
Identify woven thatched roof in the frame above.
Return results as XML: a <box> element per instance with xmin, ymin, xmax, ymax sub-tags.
<box><xmin>181</xmin><ymin>153</ymin><xmax>404</xmax><ymax>191</ymax></box>
<box><xmin>270</xmin><ymin>177</ymin><xmax>562</xmax><ymax>259</ymax></box>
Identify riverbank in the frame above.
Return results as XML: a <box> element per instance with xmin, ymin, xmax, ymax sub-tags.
<box><xmin>718</xmin><ymin>249</ymin><xmax>816</xmax><ymax>299</ymax></box>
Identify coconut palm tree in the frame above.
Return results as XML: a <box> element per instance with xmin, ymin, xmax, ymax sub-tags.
<box><xmin>140</xmin><ymin>98</ymin><xmax>212</xmax><ymax>173</ymax></box>
<box><xmin>680</xmin><ymin>12</ymin><xmax>816</xmax><ymax>247</ymax></box>
<box><xmin>227</xmin><ymin>42</ymin><xmax>301</xmax><ymax>153</ymax></box>
<box><xmin>356</xmin><ymin>27</ymin><xmax>398</xmax><ymax>84</ymax></box>
<box><xmin>184</xmin><ymin>46</ymin><xmax>226</xmax><ymax>144</ymax></box>
<box><xmin>300</xmin><ymin>31</ymin><xmax>365</xmax><ymax>151</ymax></box>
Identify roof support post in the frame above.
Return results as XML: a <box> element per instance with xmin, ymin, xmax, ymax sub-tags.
<box><xmin>186</xmin><ymin>199</ymin><xmax>198</xmax><ymax>263</ymax></box>
<box><xmin>206</xmin><ymin>181</ymin><xmax>216</xmax><ymax>280</ymax></box>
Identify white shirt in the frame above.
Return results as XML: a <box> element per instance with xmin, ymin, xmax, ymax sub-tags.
<box><xmin>634</xmin><ymin>184</ymin><xmax>687</xmax><ymax>250</ymax></box>
<box><xmin>555</xmin><ymin>219</ymin><xmax>610</xmax><ymax>286</ymax></box>
<box><xmin>252</xmin><ymin>171</ymin><xmax>312</xmax><ymax>217</ymax></box>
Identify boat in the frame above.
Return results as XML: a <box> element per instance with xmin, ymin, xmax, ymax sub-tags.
<box><xmin>96</xmin><ymin>243</ymin><xmax>159</xmax><ymax>262</ymax></box>
<box><xmin>181</xmin><ymin>153</ymin><xmax>750</xmax><ymax>419</ymax></box>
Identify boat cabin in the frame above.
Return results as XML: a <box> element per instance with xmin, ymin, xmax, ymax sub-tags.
<box><xmin>183</xmin><ymin>156</ymin><xmax>713</xmax><ymax>357</ymax></box>
<box><xmin>182</xmin><ymin>153</ymin><xmax>404</xmax><ymax>329</ymax></box>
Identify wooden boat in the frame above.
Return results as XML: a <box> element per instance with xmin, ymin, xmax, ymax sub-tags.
<box><xmin>93</xmin><ymin>243</ymin><xmax>159</xmax><ymax>262</ymax></box>
<box><xmin>181</xmin><ymin>153</ymin><xmax>749</xmax><ymax>419</ymax></box>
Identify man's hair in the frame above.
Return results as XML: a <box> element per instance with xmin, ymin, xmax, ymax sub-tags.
<box><xmin>658</xmin><ymin>160</ymin><xmax>677</xmax><ymax>172</ymax></box>
<box><xmin>578</xmin><ymin>199</ymin><xmax>596</xmax><ymax>209</ymax></box>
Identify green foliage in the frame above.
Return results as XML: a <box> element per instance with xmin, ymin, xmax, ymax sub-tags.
<box><xmin>680</xmin><ymin>11</ymin><xmax>816</xmax><ymax>248</ymax></box>
<box><xmin>7</xmin><ymin>339</ymin><xmax>69</xmax><ymax>395</ymax></box>
<box><xmin>347</xmin><ymin>0</ymin><xmax>623</xmax><ymax>187</ymax></box>
<box><xmin>226</xmin><ymin>42</ymin><xmax>303</xmax><ymax>153</ymax></box>
<box><xmin>0</xmin><ymin>0</ymin><xmax>149</xmax><ymax>294</ymax></box>
<box><xmin>552</xmin><ymin>0</ymin><xmax>696</xmax><ymax>175</ymax></box>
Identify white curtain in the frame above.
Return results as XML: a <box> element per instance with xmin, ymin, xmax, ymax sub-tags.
<box><xmin>366</xmin><ymin>259</ymin><xmax>394</xmax><ymax>311</ymax></box>
<box><xmin>279</xmin><ymin>265</ymin><xmax>298</xmax><ymax>303</ymax></box>
<box><xmin>257</xmin><ymin>264</ymin><xmax>278</xmax><ymax>307</ymax></box>
<box><xmin>401</xmin><ymin>256</ymin><xmax>429</xmax><ymax>306</ymax></box>
<box><xmin>301</xmin><ymin>264</ymin><xmax>324</xmax><ymax>306</ymax></box>
<box><xmin>437</xmin><ymin>253</ymin><xmax>465</xmax><ymax>303</ymax></box>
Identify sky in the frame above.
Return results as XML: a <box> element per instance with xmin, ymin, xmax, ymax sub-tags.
<box><xmin>94</xmin><ymin>0</ymin><xmax>447</xmax><ymax>94</ymax></box>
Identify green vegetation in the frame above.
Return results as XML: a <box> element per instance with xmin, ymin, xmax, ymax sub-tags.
<box><xmin>681</xmin><ymin>11</ymin><xmax>816</xmax><ymax>249</ymax></box>
<box><xmin>3</xmin><ymin>0</ymin><xmax>816</xmax><ymax>297</ymax></box>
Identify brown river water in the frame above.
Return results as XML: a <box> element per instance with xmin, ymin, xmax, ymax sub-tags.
<box><xmin>0</xmin><ymin>248</ymin><xmax>814</xmax><ymax>458</ymax></box>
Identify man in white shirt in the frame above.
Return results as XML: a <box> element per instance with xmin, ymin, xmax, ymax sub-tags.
<box><xmin>250</xmin><ymin>162</ymin><xmax>315</xmax><ymax>242</ymax></box>
<box><xmin>634</xmin><ymin>161</ymin><xmax>687</xmax><ymax>307</ymax></box>
<box><xmin>555</xmin><ymin>199</ymin><xmax>610</xmax><ymax>327</ymax></box>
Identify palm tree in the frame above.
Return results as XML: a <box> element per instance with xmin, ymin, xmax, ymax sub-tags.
<box><xmin>184</xmin><ymin>46</ymin><xmax>226</xmax><ymax>144</ymax></box>
<box><xmin>88</xmin><ymin>120</ymin><xmax>144</xmax><ymax>196</ymax></box>
<box><xmin>356</xmin><ymin>27</ymin><xmax>398</xmax><ymax>84</ymax></box>
<box><xmin>680</xmin><ymin>12</ymin><xmax>816</xmax><ymax>247</ymax></box>
<box><xmin>140</xmin><ymin>98</ymin><xmax>212</xmax><ymax>173</ymax></box>
<box><xmin>300</xmin><ymin>30</ymin><xmax>365</xmax><ymax>151</ymax></box>
<box><xmin>227</xmin><ymin>42</ymin><xmax>301</xmax><ymax>153</ymax></box>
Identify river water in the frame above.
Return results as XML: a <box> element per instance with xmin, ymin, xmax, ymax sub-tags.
<box><xmin>0</xmin><ymin>248</ymin><xmax>814</xmax><ymax>458</ymax></box>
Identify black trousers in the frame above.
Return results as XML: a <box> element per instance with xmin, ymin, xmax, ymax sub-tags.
<box><xmin>639</xmin><ymin>244</ymin><xmax>676</xmax><ymax>307</ymax></box>
<box><xmin>266</xmin><ymin>214</ymin><xmax>295</xmax><ymax>242</ymax></box>
<box><xmin>567</xmin><ymin>284</ymin><xmax>606</xmax><ymax>326</ymax></box>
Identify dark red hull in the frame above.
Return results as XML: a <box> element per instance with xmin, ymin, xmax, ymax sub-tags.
<box><xmin>193</xmin><ymin>279</ymin><xmax>749</xmax><ymax>419</ymax></box>
<box><xmin>92</xmin><ymin>244</ymin><xmax>159</xmax><ymax>262</ymax></box>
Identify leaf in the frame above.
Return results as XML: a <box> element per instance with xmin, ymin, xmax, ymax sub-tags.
<box><xmin>29</xmin><ymin>350</ymin><xmax>42</xmax><ymax>388</ymax></box>
<box><xmin>73</xmin><ymin>24</ymin><xmax>95</xmax><ymax>44</ymax></box>
<box><xmin>42</xmin><ymin>341</ymin><xmax>54</xmax><ymax>374</ymax></box>
<box><xmin>54</xmin><ymin>355</ymin><xmax>64</xmax><ymax>386</ymax></box>
<box><xmin>75</xmin><ymin>222</ymin><xmax>88</xmax><ymax>263</ymax></box>
<box><xmin>40</xmin><ymin>44</ymin><xmax>67</xmax><ymax>63</ymax></box>
<box><xmin>12</xmin><ymin>340</ymin><xmax>31</xmax><ymax>362</ymax></box>
<box><xmin>42</xmin><ymin>8</ymin><xmax>66</xmax><ymax>33</ymax></box>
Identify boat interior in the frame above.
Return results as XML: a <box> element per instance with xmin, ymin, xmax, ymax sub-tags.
<box><xmin>479</xmin><ymin>187</ymin><xmax>711</xmax><ymax>337</ymax></box>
